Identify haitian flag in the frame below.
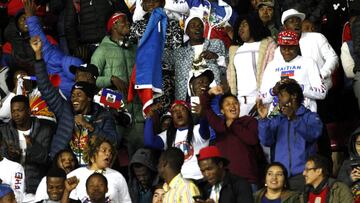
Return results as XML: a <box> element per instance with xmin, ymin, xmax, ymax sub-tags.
<box><xmin>100</xmin><ymin>88</ymin><xmax>123</xmax><ymax>109</ymax></box>
<box><xmin>281</xmin><ymin>70</ymin><xmax>294</xmax><ymax>77</ymax></box>
<box><xmin>128</xmin><ymin>8</ymin><xmax>167</xmax><ymax>116</ymax></box>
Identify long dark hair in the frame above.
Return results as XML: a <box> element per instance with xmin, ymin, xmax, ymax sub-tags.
<box><xmin>166</xmin><ymin>109</ymin><xmax>194</xmax><ymax>148</ymax></box>
<box><xmin>232</xmin><ymin>12</ymin><xmax>271</xmax><ymax>45</ymax></box>
<box><xmin>265</xmin><ymin>162</ymin><xmax>290</xmax><ymax>190</ymax></box>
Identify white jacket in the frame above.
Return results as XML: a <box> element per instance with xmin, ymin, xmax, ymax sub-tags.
<box><xmin>260</xmin><ymin>55</ymin><xmax>326</xmax><ymax>112</ymax></box>
<box><xmin>341</xmin><ymin>42</ymin><xmax>355</xmax><ymax>78</ymax></box>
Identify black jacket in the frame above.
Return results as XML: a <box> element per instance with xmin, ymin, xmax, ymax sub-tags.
<box><xmin>64</xmin><ymin>0</ymin><xmax>131</xmax><ymax>51</ymax></box>
<box><xmin>352</xmin><ymin>15</ymin><xmax>360</xmax><ymax>73</ymax></box>
<box><xmin>200</xmin><ymin>171</ymin><xmax>254</xmax><ymax>203</ymax></box>
<box><xmin>0</xmin><ymin>117</ymin><xmax>54</xmax><ymax>194</ymax></box>
<box><xmin>34</xmin><ymin>60</ymin><xmax>118</xmax><ymax>158</ymax></box>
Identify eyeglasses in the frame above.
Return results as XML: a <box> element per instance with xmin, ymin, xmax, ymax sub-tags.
<box><xmin>304</xmin><ymin>167</ymin><xmax>318</xmax><ymax>172</ymax></box>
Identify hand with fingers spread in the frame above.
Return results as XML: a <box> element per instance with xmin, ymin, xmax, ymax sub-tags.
<box><xmin>22</xmin><ymin>0</ymin><xmax>36</xmax><ymax>17</ymax></box>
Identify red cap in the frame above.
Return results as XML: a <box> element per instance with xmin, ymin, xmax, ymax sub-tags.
<box><xmin>197</xmin><ymin>146</ymin><xmax>229</xmax><ymax>165</ymax></box>
<box><xmin>170</xmin><ymin>100</ymin><xmax>191</xmax><ymax>112</ymax></box>
<box><xmin>277</xmin><ymin>30</ymin><xmax>299</xmax><ymax>46</ymax></box>
<box><xmin>107</xmin><ymin>12</ymin><xmax>126</xmax><ymax>32</ymax></box>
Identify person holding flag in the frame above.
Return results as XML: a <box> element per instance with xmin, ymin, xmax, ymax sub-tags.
<box><xmin>128</xmin><ymin>0</ymin><xmax>183</xmax><ymax>116</ymax></box>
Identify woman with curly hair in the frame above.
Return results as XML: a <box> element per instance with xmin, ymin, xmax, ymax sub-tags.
<box><xmin>62</xmin><ymin>136</ymin><xmax>131</xmax><ymax>203</ymax></box>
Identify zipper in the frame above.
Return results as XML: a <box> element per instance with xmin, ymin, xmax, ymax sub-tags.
<box><xmin>287</xmin><ymin>121</ymin><xmax>292</xmax><ymax>176</ymax></box>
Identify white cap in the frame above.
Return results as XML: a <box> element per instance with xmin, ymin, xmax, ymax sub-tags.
<box><xmin>183</xmin><ymin>8</ymin><xmax>204</xmax><ymax>42</ymax></box>
<box><xmin>281</xmin><ymin>9</ymin><xmax>306</xmax><ymax>25</ymax></box>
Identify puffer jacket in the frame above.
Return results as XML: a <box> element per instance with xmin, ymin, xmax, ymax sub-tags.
<box><xmin>26</xmin><ymin>16</ymin><xmax>82</xmax><ymax>99</ymax></box>
<box><xmin>258</xmin><ymin>105</ymin><xmax>323</xmax><ymax>177</ymax></box>
<box><xmin>128</xmin><ymin>148</ymin><xmax>159</xmax><ymax>203</ymax></box>
<box><xmin>90</xmin><ymin>36</ymin><xmax>143</xmax><ymax>123</ymax></box>
<box><xmin>34</xmin><ymin>59</ymin><xmax>118</xmax><ymax>158</ymax></box>
<box><xmin>254</xmin><ymin>188</ymin><xmax>301</xmax><ymax>203</ymax></box>
<box><xmin>0</xmin><ymin>117</ymin><xmax>54</xmax><ymax>194</ymax></box>
<box><xmin>64</xmin><ymin>0</ymin><xmax>131</xmax><ymax>51</ymax></box>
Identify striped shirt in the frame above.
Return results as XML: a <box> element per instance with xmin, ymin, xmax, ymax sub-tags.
<box><xmin>163</xmin><ymin>174</ymin><xmax>200</xmax><ymax>203</ymax></box>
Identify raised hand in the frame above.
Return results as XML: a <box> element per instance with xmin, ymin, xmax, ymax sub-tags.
<box><xmin>208</xmin><ymin>86</ymin><xmax>223</xmax><ymax>96</ymax></box>
<box><xmin>256</xmin><ymin>99</ymin><xmax>269</xmax><ymax>119</ymax></box>
<box><xmin>22</xmin><ymin>0</ymin><xmax>36</xmax><ymax>17</ymax></box>
<box><xmin>64</xmin><ymin>176</ymin><xmax>79</xmax><ymax>192</ymax></box>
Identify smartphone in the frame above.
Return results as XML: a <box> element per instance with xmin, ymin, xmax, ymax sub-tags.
<box><xmin>193</xmin><ymin>195</ymin><xmax>204</xmax><ymax>202</ymax></box>
<box><xmin>190</xmin><ymin>96</ymin><xmax>200</xmax><ymax>113</ymax></box>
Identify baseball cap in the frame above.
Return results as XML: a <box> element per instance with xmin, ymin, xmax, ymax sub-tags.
<box><xmin>189</xmin><ymin>69</ymin><xmax>214</xmax><ymax>84</ymax></box>
<box><xmin>197</xmin><ymin>146</ymin><xmax>229</xmax><ymax>166</ymax></box>
<box><xmin>277</xmin><ymin>30</ymin><xmax>299</xmax><ymax>46</ymax></box>
<box><xmin>281</xmin><ymin>9</ymin><xmax>306</xmax><ymax>25</ymax></box>
<box><xmin>0</xmin><ymin>184</ymin><xmax>13</xmax><ymax>198</ymax></box>
<box><xmin>70</xmin><ymin>63</ymin><xmax>99</xmax><ymax>80</ymax></box>
<box><xmin>107</xmin><ymin>12</ymin><xmax>127</xmax><ymax>32</ymax></box>
<box><xmin>170</xmin><ymin>100</ymin><xmax>191</xmax><ymax>112</ymax></box>
<box><xmin>71</xmin><ymin>81</ymin><xmax>97</xmax><ymax>99</ymax></box>
<box><xmin>257</xmin><ymin>0</ymin><xmax>274</xmax><ymax>8</ymax></box>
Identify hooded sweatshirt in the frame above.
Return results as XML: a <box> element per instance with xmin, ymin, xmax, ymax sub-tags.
<box><xmin>128</xmin><ymin>148</ymin><xmax>159</xmax><ymax>203</ymax></box>
<box><xmin>337</xmin><ymin>126</ymin><xmax>360</xmax><ymax>201</ymax></box>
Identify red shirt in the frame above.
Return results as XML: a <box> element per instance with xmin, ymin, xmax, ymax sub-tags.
<box><xmin>308</xmin><ymin>186</ymin><xmax>329</xmax><ymax>203</ymax></box>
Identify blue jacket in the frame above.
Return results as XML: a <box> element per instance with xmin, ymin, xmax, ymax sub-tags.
<box><xmin>258</xmin><ymin>105</ymin><xmax>323</xmax><ymax>176</ymax></box>
<box><xmin>26</xmin><ymin>16</ymin><xmax>82</xmax><ymax>99</ymax></box>
<box><xmin>34</xmin><ymin>60</ymin><xmax>118</xmax><ymax>158</ymax></box>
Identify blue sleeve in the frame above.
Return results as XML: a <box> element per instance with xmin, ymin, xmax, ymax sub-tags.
<box><xmin>199</xmin><ymin>117</ymin><xmax>210</xmax><ymax>140</ymax></box>
<box><xmin>26</xmin><ymin>16</ymin><xmax>52</xmax><ymax>54</ymax></box>
<box><xmin>144</xmin><ymin>118</ymin><xmax>165</xmax><ymax>149</ymax></box>
<box><xmin>293</xmin><ymin>112</ymin><xmax>323</xmax><ymax>143</ymax></box>
<box><xmin>91</xmin><ymin>110</ymin><xmax>119</xmax><ymax>145</ymax></box>
<box><xmin>258</xmin><ymin>117</ymin><xmax>279</xmax><ymax>147</ymax></box>
<box><xmin>34</xmin><ymin>60</ymin><xmax>74</xmax><ymax>159</ymax></box>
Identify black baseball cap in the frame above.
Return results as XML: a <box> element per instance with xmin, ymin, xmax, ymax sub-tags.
<box><xmin>70</xmin><ymin>63</ymin><xmax>99</xmax><ymax>80</ymax></box>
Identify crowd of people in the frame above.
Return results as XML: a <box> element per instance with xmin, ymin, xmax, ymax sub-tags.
<box><xmin>0</xmin><ymin>0</ymin><xmax>360</xmax><ymax>202</ymax></box>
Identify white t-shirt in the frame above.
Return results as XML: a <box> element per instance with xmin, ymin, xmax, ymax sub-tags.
<box><xmin>260</xmin><ymin>55</ymin><xmax>326</xmax><ymax>112</ymax></box>
<box><xmin>35</xmin><ymin>177</ymin><xmax>48</xmax><ymax>202</ymax></box>
<box><xmin>234</xmin><ymin>42</ymin><xmax>261</xmax><ymax>97</ymax></box>
<box><xmin>273</xmin><ymin>32</ymin><xmax>338</xmax><ymax>90</ymax></box>
<box><xmin>0</xmin><ymin>157</ymin><xmax>25</xmax><ymax>202</ymax></box>
<box><xmin>67</xmin><ymin>167</ymin><xmax>131</xmax><ymax>203</ymax></box>
<box><xmin>192</xmin><ymin>44</ymin><xmax>204</xmax><ymax>62</ymax></box>
<box><xmin>159</xmin><ymin>124</ymin><xmax>209</xmax><ymax>180</ymax></box>
<box><xmin>17</xmin><ymin>129</ymin><xmax>31</xmax><ymax>166</ymax></box>
<box><xmin>0</xmin><ymin>92</ymin><xmax>15</xmax><ymax>122</ymax></box>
